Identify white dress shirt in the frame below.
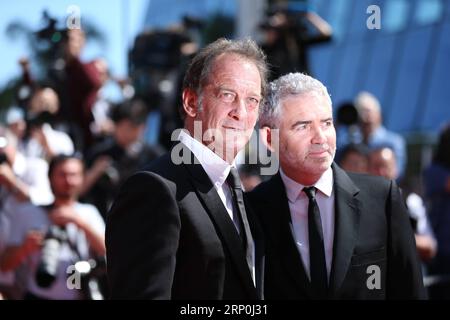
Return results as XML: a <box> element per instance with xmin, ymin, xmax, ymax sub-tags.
<box><xmin>280</xmin><ymin>167</ymin><xmax>335</xmax><ymax>281</ymax></box>
<box><xmin>178</xmin><ymin>130</ymin><xmax>255</xmax><ymax>284</ymax></box>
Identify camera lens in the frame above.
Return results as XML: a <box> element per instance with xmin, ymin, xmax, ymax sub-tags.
<box><xmin>35</xmin><ymin>225</ymin><xmax>67</xmax><ymax>288</ymax></box>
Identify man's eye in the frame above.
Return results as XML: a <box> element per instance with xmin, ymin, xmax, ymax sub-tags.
<box><xmin>296</xmin><ymin>124</ymin><xmax>308</xmax><ymax>131</ymax></box>
<box><xmin>219</xmin><ymin>92</ymin><xmax>235</xmax><ymax>102</ymax></box>
<box><xmin>247</xmin><ymin>97</ymin><xmax>260</xmax><ymax>107</ymax></box>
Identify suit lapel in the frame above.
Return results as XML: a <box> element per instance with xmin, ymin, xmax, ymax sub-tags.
<box><xmin>179</xmin><ymin>145</ymin><xmax>257</xmax><ymax>298</ymax></box>
<box><xmin>269</xmin><ymin>173</ymin><xmax>315</xmax><ymax>298</ymax></box>
<box><xmin>329</xmin><ymin>164</ymin><xmax>361</xmax><ymax>296</ymax></box>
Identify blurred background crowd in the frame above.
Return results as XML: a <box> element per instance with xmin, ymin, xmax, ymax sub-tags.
<box><xmin>0</xmin><ymin>0</ymin><xmax>449</xmax><ymax>300</ymax></box>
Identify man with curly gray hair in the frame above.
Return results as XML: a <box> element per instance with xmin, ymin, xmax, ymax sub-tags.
<box><xmin>248</xmin><ymin>72</ymin><xmax>425</xmax><ymax>300</ymax></box>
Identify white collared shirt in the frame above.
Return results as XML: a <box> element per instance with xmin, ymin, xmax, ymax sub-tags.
<box><xmin>178</xmin><ymin>130</ymin><xmax>255</xmax><ymax>284</ymax></box>
<box><xmin>178</xmin><ymin>130</ymin><xmax>234</xmax><ymax>220</ymax></box>
<box><xmin>280</xmin><ymin>167</ymin><xmax>335</xmax><ymax>281</ymax></box>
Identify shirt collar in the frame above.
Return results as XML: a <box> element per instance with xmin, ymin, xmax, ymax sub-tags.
<box><xmin>280</xmin><ymin>166</ymin><xmax>334</xmax><ymax>203</ymax></box>
<box><xmin>178</xmin><ymin>130</ymin><xmax>233</xmax><ymax>188</ymax></box>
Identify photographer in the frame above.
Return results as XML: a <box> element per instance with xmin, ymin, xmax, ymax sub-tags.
<box><xmin>63</xmin><ymin>29</ymin><xmax>106</xmax><ymax>151</ymax></box>
<box><xmin>16</xmin><ymin>82</ymin><xmax>75</xmax><ymax>161</ymax></box>
<box><xmin>81</xmin><ymin>99</ymin><xmax>164</xmax><ymax>219</ymax></box>
<box><xmin>0</xmin><ymin>127</ymin><xmax>54</xmax><ymax>299</ymax></box>
<box><xmin>0</xmin><ymin>128</ymin><xmax>53</xmax><ymax>206</ymax></box>
<box><xmin>0</xmin><ymin>155</ymin><xmax>105</xmax><ymax>299</ymax></box>
<box><xmin>8</xmin><ymin>57</ymin><xmax>76</xmax><ymax>161</ymax></box>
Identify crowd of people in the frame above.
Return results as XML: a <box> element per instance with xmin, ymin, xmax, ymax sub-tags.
<box><xmin>0</xmin><ymin>28</ymin><xmax>166</xmax><ymax>300</ymax></box>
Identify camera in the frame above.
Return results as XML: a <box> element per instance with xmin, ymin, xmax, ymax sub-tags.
<box><xmin>35</xmin><ymin>225</ymin><xmax>107</xmax><ymax>299</ymax></box>
<box><xmin>261</xmin><ymin>1</ymin><xmax>310</xmax><ymax>31</ymax></box>
<box><xmin>27</xmin><ymin>111</ymin><xmax>54</xmax><ymax>129</ymax></box>
<box><xmin>35</xmin><ymin>225</ymin><xmax>68</xmax><ymax>288</ymax></box>
<box><xmin>34</xmin><ymin>11</ymin><xmax>68</xmax><ymax>60</ymax></box>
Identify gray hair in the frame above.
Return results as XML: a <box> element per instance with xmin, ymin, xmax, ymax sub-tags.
<box><xmin>181</xmin><ymin>38</ymin><xmax>268</xmax><ymax>119</ymax></box>
<box><xmin>354</xmin><ymin>91</ymin><xmax>381</xmax><ymax>114</ymax></box>
<box><xmin>259</xmin><ymin>73</ymin><xmax>332</xmax><ymax>128</ymax></box>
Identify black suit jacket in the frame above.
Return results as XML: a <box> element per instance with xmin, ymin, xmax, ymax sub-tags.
<box><xmin>248</xmin><ymin>164</ymin><xmax>426</xmax><ymax>299</ymax></box>
<box><xmin>106</xmin><ymin>143</ymin><xmax>264</xmax><ymax>299</ymax></box>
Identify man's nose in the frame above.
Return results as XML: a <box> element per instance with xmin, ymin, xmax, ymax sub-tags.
<box><xmin>65</xmin><ymin>176</ymin><xmax>77</xmax><ymax>185</ymax></box>
<box><xmin>311</xmin><ymin>125</ymin><xmax>327</xmax><ymax>144</ymax></box>
<box><xmin>229</xmin><ymin>98</ymin><xmax>247</xmax><ymax>121</ymax></box>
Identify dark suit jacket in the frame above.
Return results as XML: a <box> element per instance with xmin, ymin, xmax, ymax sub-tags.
<box><xmin>106</xmin><ymin>143</ymin><xmax>264</xmax><ymax>299</ymax></box>
<box><xmin>247</xmin><ymin>164</ymin><xmax>426</xmax><ymax>299</ymax></box>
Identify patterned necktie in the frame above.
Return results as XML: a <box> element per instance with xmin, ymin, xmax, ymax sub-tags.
<box><xmin>227</xmin><ymin>167</ymin><xmax>254</xmax><ymax>275</ymax></box>
<box><xmin>303</xmin><ymin>186</ymin><xmax>328</xmax><ymax>298</ymax></box>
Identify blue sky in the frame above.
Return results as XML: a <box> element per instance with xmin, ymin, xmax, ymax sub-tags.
<box><xmin>0</xmin><ymin>0</ymin><xmax>148</xmax><ymax>88</ymax></box>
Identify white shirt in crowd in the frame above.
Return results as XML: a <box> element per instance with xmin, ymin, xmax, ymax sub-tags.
<box><xmin>12</xmin><ymin>152</ymin><xmax>53</xmax><ymax>206</ymax></box>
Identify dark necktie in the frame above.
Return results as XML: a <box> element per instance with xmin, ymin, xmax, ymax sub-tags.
<box><xmin>227</xmin><ymin>167</ymin><xmax>254</xmax><ymax>275</ymax></box>
<box><xmin>303</xmin><ymin>186</ymin><xmax>328</xmax><ymax>298</ymax></box>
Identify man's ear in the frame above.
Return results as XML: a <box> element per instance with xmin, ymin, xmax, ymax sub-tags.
<box><xmin>259</xmin><ymin>126</ymin><xmax>276</xmax><ymax>153</ymax></box>
<box><xmin>182</xmin><ymin>89</ymin><xmax>198</xmax><ymax>118</ymax></box>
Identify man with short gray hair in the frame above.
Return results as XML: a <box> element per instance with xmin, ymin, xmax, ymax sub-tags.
<box><xmin>354</xmin><ymin>91</ymin><xmax>407</xmax><ymax>178</ymax></box>
<box><xmin>248</xmin><ymin>72</ymin><xmax>425</xmax><ymax>299</ymax></box>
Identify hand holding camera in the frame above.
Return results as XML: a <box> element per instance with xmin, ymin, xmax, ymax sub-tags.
<box><xmin>49</xmin><ymin>206</ymin><xmax>81</xmax><ymax>228</ymax></box>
